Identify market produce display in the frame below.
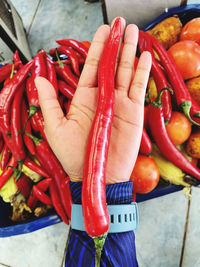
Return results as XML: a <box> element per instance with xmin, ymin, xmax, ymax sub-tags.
<box><xmin>1</xmin><ymin>10</ymin><xmax>200</xmax><ymax>240</ymax></box>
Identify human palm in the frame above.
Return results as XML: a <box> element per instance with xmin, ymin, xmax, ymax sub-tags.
<box><xmin>35</xmin><ymin>18</ymin><xmax>151</xmax><ymax>184</ymax></box>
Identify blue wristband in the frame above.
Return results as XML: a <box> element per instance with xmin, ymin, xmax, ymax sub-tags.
<box><xmin>71</xmin><ymin>202</ymin><xmax>138</xmax><ymax>233</ymax></box>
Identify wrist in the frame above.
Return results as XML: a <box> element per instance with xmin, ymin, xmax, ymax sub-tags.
<box><xmin>70</xmin><ymin>181</ymin><xmax>133</xmax><ymax>205</ymax></box>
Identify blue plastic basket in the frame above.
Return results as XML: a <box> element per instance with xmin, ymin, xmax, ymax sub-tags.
<box><xmin>1</xmin><ymin>4</ymin><xmax>200</xmax><ymax>237</ymax></box>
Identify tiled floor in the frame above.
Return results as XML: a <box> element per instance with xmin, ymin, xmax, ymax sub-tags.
<box><xmin>1</xmin><ymin>1</ymin><xmax>200</xmax><ymax>266</ymax></box>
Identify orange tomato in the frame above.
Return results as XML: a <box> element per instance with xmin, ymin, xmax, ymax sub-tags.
<box><xmin>130</xmin><ymin>155</ymin><xmax>160</xmax><ymax>194</ymax></box>
<box><xmin>168</xmin><ymin>40</ymin><xmax>200</xmax><ymax>80</ymax></box>
<box><xmin>180</xmin><ymin>18</ymin><xmax>200</xmax><ymax>45</ymax></box>
<box><xmin>166</xmin><ymin>111</ymin><xmax>192</xmax><ymax>145</ymax></box>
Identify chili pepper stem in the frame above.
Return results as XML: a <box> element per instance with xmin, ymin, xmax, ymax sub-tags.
<box><xmin>194</xmin><ymin>111</ymin><xmax>200</xmax><ymax>118</ymax></box>
<box><xmin>180</xmin><ymin>101</ymin><xmax>200</xmax><ymax>127</ymax></box>
<box><xmin>23</xmin><ymin>105</ymin><xmax>40</xmax><ymax>132</ymax></box>
<box><xmin>10</xmin><ymin>63</ymin><xmax>15</xmax><ymax>79</ymax></box>
<box><xmin>152</xmin><ymin>87</ymin><xmax>173</xmax><ymax>108</ymax></box>
<box><xmin>93</xmin><ymin>233</ymin><xmax>107</xmax><ymax>267</ymax></box>
<box><xmin>55</xmin><ymin>49</ymin><xmax>64</xmax><ymax>68</ymax></box>
<box><xmin>24</xmin><ymin>131</ymin><xmax>42</xmax><ymax>146</ymax></box>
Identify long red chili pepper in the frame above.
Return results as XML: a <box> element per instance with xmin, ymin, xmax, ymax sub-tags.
<box><xmin>82</xmin><ymin>19</ymin><xmax>121</xmax><ymax>263</ymax></box>
<box><xmin>50</xmin><ymin>46</ymin><xmax>80</xmax><ymax>76</ymax></box>
<box><xmin>46</xmin><ymin>56</ymin><xmax>59</xmax><ymax>97</ymax></box>
<box><xmin>139</xmin><ymin>31</ymin><xmax>172</xmax><ymax>123</ymax></box>
<box><xmin>0</xmin><ymin>60</ymin><xmax>33</xmax><ymax>134</ymax></box>
<box><xmin>49</xmin><ymin>181</ymin><xmax>69</xmax><ymax>225</ymax></box>
<box><xmin>147</xmin><ymin>33</ymin><xmax>200</xmax><ymax>126</ymax></box>
<box><xmin>21</xmin><ymin>99</ymin><xmax>36</xmax><ymax>155</ymax></box>
<box><xmin>25</xmin><ymin>132</ymin><xmax>71</xmax><ymax>221</ymax></box>
<box><xmin>32</xmin><ymin>185</ymin><xmax>52</xmax><ymax>206</ymax></box>
<box><xmin>2</xmin><ymin>134</ymin><xmax>12</xmax><ymax>152</ymax></box>
<box><xmin>148</xmin><ymin>89</ymin><xmax>200</xmax><ymax>180</ymax></box>
<box><xmin>10</xmin><ymin>84</ymin><xmax>26</xmax><ymax>164</ymax></box>
<box><xmin>0</xmin><ymin>144</ymin><xmax>11</xmax><ymax>170</ymax></box>
<box><xmin>0</xmin><ymin>156</ymin><xmax>17</xmax><ymax>189</ymax></box>
<box><xmin>26</xmin><ymin>51</ymin><xmax>47</xmax><ymax>119</ymax></box>
<box><xmin>27</xmin><ymin>178</ymin><xmax>52</xmax><ymax>209</ymax></box>
<box><xmin>15</xmin><ymin>174</ymin><xmax>32</xmax><ymax>198</ymax></box>
<box><xmin>60</xmin><ymin>176</ymin><xmax>73</xmax><ymax>220</ymax></box>
<box><xmin>58</xmin><ymin>80</ymin><xmax>75</xmax><ymax>100</ymax></box>
<box><xmin>139</xmin><ymin>128</ymin><xmax>152</xmax><ymax>155</ymax></box>
<box><xmin>24</xmin><ymin>157</ymin><xmax>49</xmax><ymax>178</ymax></box>
<box><xmin>56</xmin><ymin>39</ymin><xmax>88</xmax><ymax>59</ymax></box>
<box><xmin>55</xmin><ymin>63</ymin><xmax>78</xmax><ymax>89</ymax></box>
<box><xmin>0</xmin><ymin>62</ymin><xmax>20</xmax><ymax>84</ymax></box>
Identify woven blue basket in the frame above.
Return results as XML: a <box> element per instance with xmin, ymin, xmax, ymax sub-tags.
<box><xmin>1</xmin><ymin>4</ymin><xmax>200</xmax><ymax>237</ymax></box>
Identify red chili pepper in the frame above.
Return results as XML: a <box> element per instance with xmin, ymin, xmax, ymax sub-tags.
<box><xmin>0</xmin><ymin>60</ymin><xmax>34</xmax><ymax>134</ymax></box>
<box><xmin>55</xmin><ymin>63</ymin><xmax>78</xmax><ymax>89</ymax></box>
<box><xmin>21</xmin><ymin>99</ymin><xmax>36</xmax><ymax>155</ymax></box>
<box><xmin>0</xmin><ymin>144</ymin><xmax>11</xmax><ymax>170</ymax></box>
<box><xmin>147</xmin><ymin>33</ymin><xmax>200</xmax><ymax>126</ymax></box>
<box><xmin>56</xmin><ymin>39</ymin><xmax>88</xmax><ymax>59</ymax></box>
<box><xmin>58</xmin><ymin>94</ymin><xmax>65</xmax><ymax>111</ymax></box>
<box><xmin>25</xmin><ymin>132</ymin><xmax>70</xmax><ymax>220</ymax></box>
<box><xmin>27</xmin><ymin>178</ymin><xmax>52</xmax><ymax>209</ymax></box>
<box><xmin>139</xmin><ymin>128</ymin><xmax>152</xmax><ymax>155</ymax></box>
<box><xmin>2</xmin><ymin>134</ymin><xmax>13</xmax><ymax>152</ymax></box>
<box><xmin>32</xmin><ymin>185</ymin><xmax>52</xmax><ymax>206</ymax></box>
<box><xmin>49</xmin><ymin>181</ymin><xmax>69</xmax><ymax>225</ymax></box>
<box><xmin>58</xmin><ymin>80</ymin><xmax>75</xmax><ymax>100</ymax></box>
<box><xmin>15</xmin><ymin>174</ymin><xmax>32</xmax><ymax>198</ymax></box>
<box><xmin>46</xmin><ymin>56</ymin><xmax>59</xmax><ymax>97</ymax></box>
<box><xmin>0</xmin><ymin>135</ymin><xmax>4</xmax><ymax>153</ymax></box>
<box><xmin>66</xmin><ymin>100</ymin><xmax>71</xmax><ymax>114</ymax></box>
<box><xmin>60</xmin><ymin>176</ymin><xmax>73</xmax><ymax>221</ymax></box>
<box><xmin>26</xmin><ymin>51</ymin><xmax>47</xmax><ymax>118</ymax></box>
<box><xmin>31</xmin><ymin>110</ymin><xmax>47</xmax><ymax>141</ymax></box>
<box><xmin>10</xmin><ymin>84</ymin><xmax>26</xmax><ymax>163</ymax></box>
<box><xmin>148</xmin><ymin>89</ymin><xmax>200</xmax><ymax>180</ymax></box>
<box><xmin>49</xmin><ymin>57</ymin><xmax>85</xmax><ymax>66</ymax></box>
<box><xmin>82</xmin><ymin>18</ymin><xmax>121</xmax><ymax>242</ymax></box>
<box><xmin>53</xmin><ymin>46</ymin><xmax>80</xmax><ymax>76</ymax></box>
<box><xmin>0</xmin><ymin>155</ymin><xmax>17</xmax><ymax>189</ymax></box>
<box><xmin>13</xmin><ymin>50</ymin><xmax>23</xmax><ymax>68</ymax></box>
<box><xmin>139</xmin><ymin>31</ymin><xmax>172</xmax><ymax>123</ymax></box>
<box><xmin>0</xmin><ymin>62</ymin><xmax>21</xmax><ymax>84</ymax></box>
<box><xmin>24</xmin><ymin>157</ymin><xmax>49</xmax><ymax>177</ymax></box>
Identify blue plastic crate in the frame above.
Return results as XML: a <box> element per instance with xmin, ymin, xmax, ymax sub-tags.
<box><xmin>0</xmin><ymin>4</ymin><xmax>200</xmax><ymax>237</ymax></box>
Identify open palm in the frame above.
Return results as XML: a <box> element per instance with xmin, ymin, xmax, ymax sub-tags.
<box><xmin>35</xmin><ymin>18</ymin><xmax>151</xmax><ymax>184</ymax></box>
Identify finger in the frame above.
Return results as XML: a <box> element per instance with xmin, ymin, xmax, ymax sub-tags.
<box><xmin>129</xmin><ymin>51</ymin><xmax>152</xmax><ymax>105</ymax></box>
<box><xmin>35</xmin><ymin>77</ymin><xmax>65</xmax><ymax>133</ymax></box>
<box><xmin>78</xmin><ymin>24</ymin><xmax>110</xmax><ymax>88</ymax></box>
<box><xmin>116</xmin><ymin>24</ymin><xmax>138</xmax><ymax>94</ymax></box>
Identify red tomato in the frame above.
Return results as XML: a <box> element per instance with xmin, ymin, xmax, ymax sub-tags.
<box><xmin>166</xmin><ymin>111</ymin><xmax>192</xmax><ymax>145</ymax></box>
<box><xmin>168</xmin><ymin>40</ymin><xmax>200</xmax><ymax>80</ymax></box>
<box><xmin>130</xmin><ymin>155</ymin><xmax>159</xmax><ymax>194</ymax></box>
<box><xmin>180</xmin><ymin>18</ymin><xmax>200</xmax><ymax>45</ymax></box>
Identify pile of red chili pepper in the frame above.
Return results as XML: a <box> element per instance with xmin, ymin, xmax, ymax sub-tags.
<box><xmin>0</xmin><ymin>40</ymin><xmax>89</xmax><ymax>224</ymax></box>
<box><xmin>137</xmin><ymin>31</ymin><xmax>200</xmax><ymax>180</ymax></box>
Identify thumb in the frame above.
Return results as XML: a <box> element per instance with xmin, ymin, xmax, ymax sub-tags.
<box><xmin>35</xmin><ymin>77</ymin><xmax>65</xmax><ymax>134</ymax></box>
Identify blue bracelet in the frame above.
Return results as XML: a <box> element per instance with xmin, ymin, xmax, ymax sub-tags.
<box><xmin>71</xmin><ymin>202</ymin><xmax>138</xmax><ymax>233</ymax></box>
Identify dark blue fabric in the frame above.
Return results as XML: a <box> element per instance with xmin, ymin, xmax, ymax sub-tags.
<box><xmin>65</xmin><ymin>181</ymin><xmax>138</xmax><ymax>267</ymax></box>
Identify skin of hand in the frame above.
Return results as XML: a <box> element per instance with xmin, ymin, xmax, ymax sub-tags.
<box><xmin>35</xmin><ymin>17</ymin><xmax>152</xmax><ymax>184</ymax></box>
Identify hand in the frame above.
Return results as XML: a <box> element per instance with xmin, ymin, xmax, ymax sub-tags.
<box><xmin>35</xmin><ymin>17</ymin><xmax>151</xmax><ymax>184</ymax></box>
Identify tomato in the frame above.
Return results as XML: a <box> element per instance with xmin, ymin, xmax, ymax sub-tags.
<box><xmin>166</xmin><ymin>111</ymin><xmax>191</xmax><ymax>145</ymax></box>
<box><xmin>130</xmin><ymin>155</ymin><xmax>159</xmax><ymax>194</ymax></box>
<box><xmin>168</xmin><ymin>40</ymin><xmax>200</xmax><ymax>80</ymax></box>
<box><xmin>180</xmin><ymin>18</ymin><xmax>200</xmax><ymax>45</ymax></box>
